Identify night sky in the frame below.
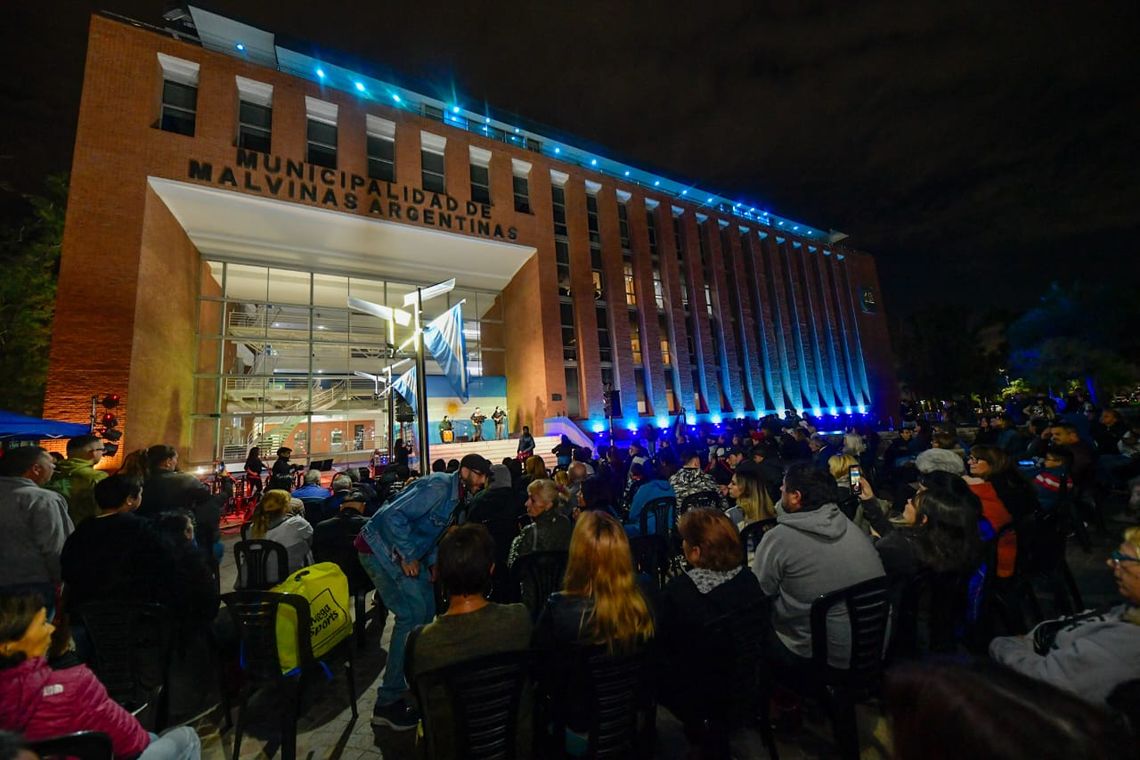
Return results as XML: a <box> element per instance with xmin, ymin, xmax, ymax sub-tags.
<box><xmin>3</xmin><ymin>0</ymin><xmax>1137</xmax><ymax>315</ymax></box>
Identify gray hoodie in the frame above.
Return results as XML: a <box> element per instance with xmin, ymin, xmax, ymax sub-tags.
<box><xmin>751</xmin><ymin>503</ymin><xmax>885</xmax><ymax>667</ymax></box>
<box><xmin>989</xmin><ymin>604</ymin><xmax>1140</xmax><ymax>705</ymax></box>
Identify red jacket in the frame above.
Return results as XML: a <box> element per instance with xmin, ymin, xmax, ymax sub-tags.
<box><xmin>0</xmin><ymin>657</ymin><xmax>149</xmax><ymax>759</ymax></box>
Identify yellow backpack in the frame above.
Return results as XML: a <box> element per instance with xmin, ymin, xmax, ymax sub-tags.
<box><xmin>270</xmin><ymin>562</ymin><xmax>353</xmax><ymax>673</ymax></box>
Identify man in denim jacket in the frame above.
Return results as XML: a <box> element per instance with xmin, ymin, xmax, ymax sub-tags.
<box><xmin>357</xmin><ymin>452</ymin><xmax>492</xmax><ymax>729</ymax></box>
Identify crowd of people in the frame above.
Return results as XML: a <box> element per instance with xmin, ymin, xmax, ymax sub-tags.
<box><xmin>1</xmin><ymin>392</ymin><xmax>1138</xmax><ymax>757</ymax></box>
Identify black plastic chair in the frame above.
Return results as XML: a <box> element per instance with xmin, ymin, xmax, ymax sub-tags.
<box><xmin>221</xmin><ymin>590</ymin><xmax>358</xmax><ymax>760</ymax></box>
<box><xmin>511</xmin><ymin>551</ymin><xmax>568</xmax><ymax>621</ymax></box>
<box><xmin>312</xmin><ymin>537</ymin><xmax>383</xmax><ymax>648</ymax></box>
<box><xmin>542</xmin><ymin>645</ymin><xmax>657</xmax><ymax>759</ymax></box>
<box><xmin>638</xmin><ymin>496</ymin><xmax>677</xmax><ymax>539</ymax></box>
<box><xmin>695</xmin><ymin>601</ymin><xmax>780</xmax><ymax>759</ymax></box>
<box><xmin>679</xmin><ymin>490</ymin><xmax>721</xmax><ymax>514</ymax></box>
<box><xmin>233</xmin><ymin>539</ymin><xmax>290</xmax><ymax>590</ymax></box>
<box><xmin>739</xmin><ymin>518</ymin><xmax>778</xmax><ymax>561</ymax></box>
<box><xmin>24</xmin><ymin>731</ymin><xmax>113</xmax><ymax>760</ymax></box>
<box><xmin>75</xmin><ymin>601</ymin><xmax>175</xmax><ymax>731</ymax></box>
<box><xmin>406</xmin><ymin>627</ymin><xmax>533</xmax><ymax>760</ymax></box>
<box><xmin>629</xmin><ymin>534</ymin><xmax>671</xmax><ymax>589</ymax></box>
<box><xmin>809</xmin><ymin>576</ymin><xmax>891</xmax><ymax>760</ymax></box>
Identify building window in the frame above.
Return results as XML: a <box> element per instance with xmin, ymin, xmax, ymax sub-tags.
<box><xmin>673</xmin><ymin>217</ymin><xmax>691</xmax><ymax>310</ymax></box>
<box><xmin>590</xmin><ymin>248</ymin><xmax>606</xmax><ymax>301</ymax></box>
<box><xmin>470</xmin><ymin>164</ymin><xmax>491</xmax><ymax>204</ymax></box>
<box><xmin>560</xmin><ymin>302</ymin><xmax>577</xmax><ymax>362</ymax></box>
<box><xmin>596</xmin><ymin>305</ymin><xmax>613</xmax><ymax>364</ymax></box>
<box><xmin>513</xmin><ymin>175</ymin><xmax>530</xmax><ymax>213</ymax></box>
<box><xmin>556</xmin><ymin>240</ymin><xmax>572</xmax><ymax>296</ymax></box>
<box><xmin>586</xmin><ymin>194</ymin><xmax>600</xmax><ymax>246</ymax></box>
<box><xmin>552</xmin><ymin>186</ymin><xmax>568</xmax><ymax>237</ymax></box>
<box><xmin>421</xmin><ymin>131</ymin><xmax>447</xmax><ymax>193</ymax></box>
<box><xmin>861</xmin><ymin>286</ymin><xmax>878</xmax><ymax>313</ymax></box>
<box><xmin>618</xmin><ymin>203</ymin><xmax>631</xmax><ymax>249</ymax></box>
<box><xmin>421</xmin><ymin>150</ymin><xmax>446</xmax><ymax>193</ymax></box>
<box><xmin>237</xmin><ymin>101</ymin><xmax>271</xmax><ymax>153</ymax></box>
<box><xmin>366</xmin><ymin>115</ymin><xmax>397</xmax><ymax>182</ymax></box>
<box><xmin>367</xmin><ymin>135</ymin><xmax>395</xmax><ymax>181</ymax></box>
<box><xmin>564</xmin><ymin>366</ymin><xmax>581</xmax><ymax>418</ymax></box>
<box><xmin>634</xmin><ymin>368</ymin><xmax>649</xmax><ymax>415</ymax></box>
<box><xmin>623</xmin><ymin>260</ymin><xmax>637</xmax><ymax>306</ymax></box>
<box><xmin>659</xmin><ymin>315</ymin><xmax>672</xmax><ymax>367</ymax></box>
<box><xmin>157</xmin><ymin>53</ymin><xmax>198</xmax><ymax>136</ymax></box>
<box><xmin>235</xmin><ymin>76</ymin><xmax>272</xmax><ymax>153</ymax></box>
<box><xmin>469</xmin><ymin>146</ymin><xmax>492</xmax><ymax>205</ymax></box>
<box><xmin>305</xmin><ymin>97</ymin><xmax>338</xmax><ymax>169</ymax></box>
<box><xmin>629</xmin><ymin>312</ymin><xmax>643</xmax><ymax>366</ymax></box>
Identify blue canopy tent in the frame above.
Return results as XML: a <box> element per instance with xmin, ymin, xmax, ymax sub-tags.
<box><xmin>0</xmin><ymin>410</ymin><xmax>92</xmax><ymax>440</ymax></box>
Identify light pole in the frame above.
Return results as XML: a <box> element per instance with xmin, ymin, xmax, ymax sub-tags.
<box><xmin>403</xmin><ymin>279</ymin><xmax>456</xmax><ymax>471</ymax></box>
<box><xmin>347</xmin><ymin>297</ymin><xmax>411</xmax><ymax>465</ymax></box>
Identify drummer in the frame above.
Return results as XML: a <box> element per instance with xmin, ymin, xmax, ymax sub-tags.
<box><xmin>439</xmin><ymin>415</ymin><xmax>454</xmax><ymax>443</ymax></box>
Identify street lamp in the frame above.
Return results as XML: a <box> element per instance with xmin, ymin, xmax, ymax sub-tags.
<box><xmin>403</xmin><ymin>278</ymin><xmax>455</xmax><ymax>469</ymax></box>
<box><xmin>347</xmin><ymin>298</ymin><xmax>412</xmax><ymax>462</ymax></box>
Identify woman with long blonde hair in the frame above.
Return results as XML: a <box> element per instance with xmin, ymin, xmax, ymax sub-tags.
<box><xmin>245</xmin><ymin>489</ymin><xmax>313</xmax><ymax>578</ymax></box>
<box><xmin>727</xmin><ymin>468</ymin><xmax>775</xmax><ymax>527</ymax></box>
<box><xmin>535</xmin><ymin>510</ymin><xmax>654</xmax><ymax>652</ymax></box>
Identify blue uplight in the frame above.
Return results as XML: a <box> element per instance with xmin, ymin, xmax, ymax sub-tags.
<box><xmin>391</xmin><ymin>93</ymin><xmax>401</xmax><ymax>103</ymax></box>
<box><xmin>711</xmin><ymin>414</ymin><xmax>723</xmax><ymax>424</ymax></box>
<box><xmin>845</xmin><ymin>406</ymin><xmax>853</xmax><ymax>415</ymax></box>
<box><xmin>554</xmin><ymin>147</ymin><xmax>560</xmax><ymax>154</ymax></box>
<box><xmin>707</xmin><ymin>197</ymin><xmax>713</xmax><ymax>203</ymax></box>
<box><xmin>354</xmin><ymin>81</ymin><xmax>365</xmax><ymax>92</ymax></box>
<box><xmin>514</xmin><ymin>127</ymin><xmax>520</xmax><ymax>133</ymax></box>
<box><xmin>681</xmin><ymin>190</ymin><xmax>688</xmax><ymax>195</ymax></box>
<box><xmin>592</xmin><ymin>422</ymin><xmax>605</xmax><ymax>434</ymax></box>
<box><xmin>829</xmin><ymin>407</ymin><xmax>838</xmax><ymax>416</ymax></box>
<box><xmin>654</xmin><ymin>180</ymin><xmax>660</xmax><ymax>186</ymax></box>
<box><xmin>235</xmin><ymin>42</ymin><xmax>245</xmax><ymax>51</ymax></box>
<box><xmin>590</xmin><ymin>158</ymin><xmax>597</xmax><ymax>166</ymax></box>
<box><xmin>812</xmin><ymin>408</ymin><xmax>822</xmax><ymax>417</ymax></box>
<box><xmin>857</xmin><ymin>405</ymin><xmax>867</xmax><ymax>414</ymax></box>
<box><xmin>626</xmin><ymin>421</ymin><xmax>639</xmax><ymax>432</ymax></box>
<box><xmin>452</xmin><ymin>105</ymin><xmax>460</xmax><ymax>113</ymax></box>
<box><xmin>485</xmin><ymin>117</ymin><xmax>491</xmax><ymax>123</ymax></box>
<box><xmin>316</xmin><ymin>68</ymin><xmax>325</xmax><ymax>79</ymax></box>
<box><xmin>656</xmin><ymin>417</ymin><xmax>670</xmax><ymax>429</ymax></box>
<box><xmin>624</xmin><ymin>170</ymin><xmax>630</xmax><ymax>176</ymax></box>
<box><xmin>686</xmin><ymin>414</ymin><xmax>697</xmax><ymax>425</ymax></box>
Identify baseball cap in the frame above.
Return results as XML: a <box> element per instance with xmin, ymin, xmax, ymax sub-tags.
<box><xmin>459</xmin><ymin>453</ymin><xmax>493</xmax><ymax>477</ymax></box>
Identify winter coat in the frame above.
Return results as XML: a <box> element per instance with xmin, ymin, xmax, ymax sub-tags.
<box><xmin>46</xmin><ymin>458</ymin><xmax>107</xmax><ymax>527</ymax></box>
<box><xmin>0</xmin><ymin>657</ymin><xmax>149</xmax><ymax>759</ymax></box>
<box><xmin>0</xmin><ymin>477</ymin><xmax>73</xmax><ymax>586</ymax></box>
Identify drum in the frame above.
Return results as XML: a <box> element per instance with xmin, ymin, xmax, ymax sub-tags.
<box><xmin>441</xmin><ymin>430</ymin><xmax>454</xmax><ymax>443</ymax></box>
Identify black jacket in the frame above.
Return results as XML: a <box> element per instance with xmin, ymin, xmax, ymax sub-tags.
<box><xmin>313</xmin><ymin>509</ymin><xmax>370</xmax><ymax>591</ymax></box>
<box><xmin>138</xmin><ymin>470</ymin><xmax>220</xmax><ymax>554</ymax></box>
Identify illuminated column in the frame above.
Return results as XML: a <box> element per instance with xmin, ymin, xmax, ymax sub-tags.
<box><xmin>750</xmin><ymin>232</ymin><xmax>783</xmax><ymax>411</ymax></box>
<box><xmin>760</xmin><ymin>235</ymin><xmax>802</xmax><ymax>411</ymax></box>
<box><xmin>815</xmin><ymin>248</ymin><xmax>855</xmax><ymax>410</ymax></box>
<box><xmin>791</xmin><ymin>241</ymin><xmax>834</xmax><ymax>413</ymax></box>
<box><xmin>837</xmin><ymin>254</ymin><xmax>872</xmax><ymax>407</ymax></box>
<box><xmin>776</xmin><ymin>238</ymin><xmax>818</xmax><ymax>411</ymax></box>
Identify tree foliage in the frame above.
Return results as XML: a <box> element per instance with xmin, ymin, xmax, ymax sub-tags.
<box><xmin>0</xmin><ymin>174</ymin><xmax>67</xmax><ymax>415</ymax></box>
<box><xmin>1007</xmin><ymin>282</ymin><xmax>1139</xmax><ymax>402</ymax></box>
<box><xmin>892</xmin><ymin>305</ymin><xmax>1007</xmax><ymax>400</ymax></box>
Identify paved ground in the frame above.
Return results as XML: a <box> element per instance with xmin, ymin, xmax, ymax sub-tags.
<box><xmin>172</xmin><ymin>496</ymin><xmax>1133</xmax><ymax>760</ymax></box>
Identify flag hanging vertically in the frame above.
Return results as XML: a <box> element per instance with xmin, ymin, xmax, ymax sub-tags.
<box><xmin>391</xmin><ymin>365</ymin><xmax>417</xmax><ymax>409</ymax></box>
<box><xmin>423</xmin><ymin>303</ymin><xmax>470</xmax><ymax>402</ymax></box>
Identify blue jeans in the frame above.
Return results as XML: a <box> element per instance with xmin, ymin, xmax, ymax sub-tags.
<box><xmin>358</xmin><ymin>552</ymin><xmax>435</xmax><ymax>705</ymax></box>
<box><xmin>140</xmin><ymin>727</ymin><xmax>200</xmax><ymax>760</ymax></box>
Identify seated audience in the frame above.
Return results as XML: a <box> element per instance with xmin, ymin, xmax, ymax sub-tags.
<box><xmin>313</xmin><ymin>490</ymin><xmax>372</xmax><ymax>592</ymax></box>
<box><xmin>0</xmin><ymin>592</ymin><xmax>202</xmax><ymax>759</ymax></box>
<box><xmin>658</xmin><ymin>508</ymin><xmax>767</xmax><ymax>729</ymax></box>
<box><xmin>60</xmin><ymin>476</ymin><xmax>176</xmax><ymax>615</ymax></box>
<box><xmin>669</xmin><ymin>447</ymin><xmax>723</xmax><ymax>512</ymax></box>
<box><xmin>1047</xmin><ymin>423</ymin><xmax>1096</xmax><ymax>488</ymax></box>
<box><xmin>726</xmin><ymin>468</ymin><xmax>775</xmax><ymax>529</ymax></box>
<box><xmin>137</xmin><ymin>445</ymin><xmax>219</xmax><ymax>561</ymax></box>
<box><xmin>405</xmin><ymin>524</ymin><xmax>532</xmax><ymax>760</ymax></box>
<box><xmin>292</xmin><ymin>469</ymin><xmax>329</xmax><ymax>501</ymax></box>
<box><xmin>625</xmin><ymin>462</ymin><xmax>676</xmax><ymax>538</ymax></box>
<box><xmin>964</xmin><ymin>445</ymin><xmax>1019</xmax><ymax>577</ymax></box>
<box><xmin>508</xmin><ymin>480</ymin><xmax>572</xmax><ymax>568</ymax></box>
<box><xmin>152</xmin><ymin>512</ymin><xmax>220</xmax><ymax>630</ymax></box>
<box><xmin>533</xmin><ymin>511</ymin><xmax>655</xmax><ymax>744</ymax></box>
<box><xmin>312</xmin><ymin>473</ymin><xmax>351</xmax><ymax>524</ymax></box>
<box><xmin>249</xmin><ymin>489</ymin><xmax>313</xmax><ymax>575</ymax></box>
<box><xmin>1031</xmin><ymin>445</ymin><xmax>1075</xmax><ymax>513</ymax></box>
<box><xmin>0</xmin><ymin>447</ymin><xmax>72</xmax><ymax>605</ymax></box>
<box><xmin>886</xmin><ymin>658</ymin><xmax>1132</xmax><ymax>760</ymax></box>
<box><xmin>464</xmin><ymin>464</ymin><xmax>524</xmax><ymax>603</ymax></box>
<box><xmin>751</xmin><ymin>463</ymin><xmax>885</xmax><ymax>672</ymax></box>
<box><xmin>989</xmin><ymin>526</ymin><xmax>1140</xmax><ymax>705</ymax></box>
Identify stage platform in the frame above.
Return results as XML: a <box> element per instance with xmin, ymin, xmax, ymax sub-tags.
<box><xmin>417</xmin><ymin>435</ymin><xmax>561</xmax><ymax>465</ymax></box>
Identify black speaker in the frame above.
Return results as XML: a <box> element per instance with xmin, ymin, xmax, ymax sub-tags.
<box><xmin>606</xmin><ymin>389</ymin><xmax>622</xmax><ymax>419</ymax></box>
<box><xmin>395</xmin><ymin>397</ymin><xmax>415</xmax><ymax>422</ymax></box>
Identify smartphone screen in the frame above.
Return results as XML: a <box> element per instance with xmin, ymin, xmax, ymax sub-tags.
<box><xmin>849</xmin><ymin>465</ymin><xmax>862</xmax><ymax>491</ymax></box>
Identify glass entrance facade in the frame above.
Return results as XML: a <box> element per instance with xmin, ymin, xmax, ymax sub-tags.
<box><xmin>193</xmin><ymin>261</ymin><xmax>504</xmax><ymax>464</ymax></box>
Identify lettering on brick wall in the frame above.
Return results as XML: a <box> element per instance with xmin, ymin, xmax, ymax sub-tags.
<box><xmin>186</xmin><ymin>151</ymin><xmax>518</xmax><ymax>242</ymax></box>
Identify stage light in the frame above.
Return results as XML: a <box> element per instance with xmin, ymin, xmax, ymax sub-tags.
<box><xmin>391</xmin><ymin>93</ymin><xmax>401</xmax><ymax>103</ymax></box>
<box><xmin>100</xmin><ymin>394</ymin><xmax>120</xmax><ymax>409</ymax></box>
<box><xmin>235</xmin><ymin>42</ymin><xmax>245</xmax><ymax>51</ymax></box>
<box><xmin>354</xmin><ymin>81</ymin><xmax>365</xmax><ymax>92</ymax></box>
<box><xmin>316</xmin><ymin>68</ymin><xmax>325</xmax><ymax>78</ymax></box>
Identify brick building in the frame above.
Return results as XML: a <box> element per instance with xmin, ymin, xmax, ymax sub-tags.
<box><xmin>44</xmin><ymin>7</ymin><xmax>896</xmax><ymax>467</ymax></box>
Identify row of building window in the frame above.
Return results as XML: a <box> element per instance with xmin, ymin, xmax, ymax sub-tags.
<box><xmin>156</xmin><ymin>54</ymin><xmax>534</xmax><ymax>213</ymax></box>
